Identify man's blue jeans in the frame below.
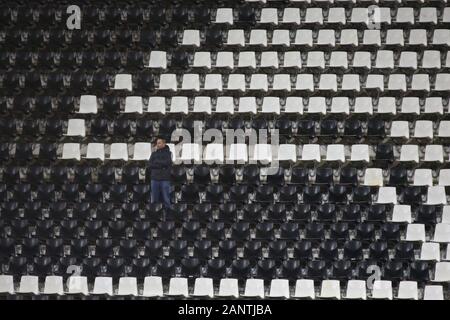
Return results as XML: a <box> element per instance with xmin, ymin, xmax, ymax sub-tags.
<box><xmin>151</xmin><ymin>180</ymin><xmax>171</xmax><ymax>209</ymax></box>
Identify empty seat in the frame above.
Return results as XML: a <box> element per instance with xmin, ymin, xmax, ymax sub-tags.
<box><xmin>435</xmin><ymin>74</ymin><xmax>450</xmax><ymax>91</ymax></box>
<box><xmin>351</xmin><ymin>145</ymin><xmax>370</xmax><ymax>162</ymax></box>
<box><xmin>204</xmin><ymin>74</ymin><xmax>223</xmax><ymax>91</ymax></box>
<box><xmin>228</xmin><ymin>74</ymin><xmax>246</xmax><ymax>91</ymax></box>
<box><xmin>423</xmin><ymin>51</ymin><xmax>441</xmax><ymax>69</ymax></box>
<box><xmin>301</xmin><ymin>144</ymin><xmax>321</xmax><ymax>162</ymax></box>
<box><xmin>364</xmin><ymin>168</ymin><xmax>383</xmax><ymax>186</ymax></box>
<box><xmin>217</xmin><ymin>278</ymin><xmax>239</xmax><ymax>298</ymax></box>
<box><xmin>216</xmin><ymin>96</ymin><xmax>234</xmax><ymax>114</ymax></box>
<box><xmin>340</xmin><ymin>29</ymin><xmax>358</xmax><ymax>46</ymax></box>
<box><xmin>424</xmin><ymin>285</ymin><xmax>444</xmax><ymax>300</ymax></box>
<box><xmin>320</xmin><ymin>280</ymin><xmax>340</xmax><ymax>299</ymax></box>
<box><xmin>420</xmin><ymin>243</ymin><xmax>441</xmax><ymax>261</ymax></box>
<box><xmin>170</xmin><ymin>96</ymin><xmax>189</xmax><ymax>114</ymax></box>
<box><xmin>215</xmin><ymin>8</ymin><xmax>233</xmax><ymax>25</ymax></box>
<box><xmin>414</xmin><ymin>121</ymin><xmax>433</xmax><ymax>139</ymax></box>
<box><xmin>295</xmin><ymin>30</ymin><xmax>313</xmax><ymax>46</ymax></box>
<box><xmin>352</xmin><ymin>51</ymin><xmax>371</xmax><ymax>69</ymax></box>
<box><xmin>345</xmin><ymin>280</ymin><xmax>366</xmax><ymax>300</ymax></box>
<box><xmin>159</xmin><ymin>74</ymin><xmax>177</xmax><ymax>91</ymax></box>
<box><xmin>193</xmin><ymin>52</ymin><xmax>211</xmax><ymax>69</ymax></box>
<box><xmin>237</xmin><ymin>97</ymin><xmax>256</xmax><ymax>114</ymax></box>
<box><xmin>305</xmin><ymin>8</ymin><xmax>323</xmax><ymax>24</ymax></box>
<box><xmin>293</xmin><ymin>279</ymin><xmax>315</xmax><ymax>299</ymax></box>
<box><xmin>433</xmin><ymin>29</ymin><xmax>450</xmax><ymax>46</ymax></box>
<box><xmin>85</xmin><ymin>143</ymin><xmax>105</xmax><ymax>161</ymax></box>
<box><xmin>406</xmin><ymin>224</ymin><xmax>426</xmax><ymax>242</ymax></box>
<box><xmin>250</xmin><ymin>74</ymin><xmax>268</xmax><ymax>91</ymax></box>
<box><xmin>193</xmin><ymin>278</ymin><xmax>214</xmax><ymax>298</ymax></box>
<box><xmin>182</xmin><ymin>30</ymin><xmax>200</xmax><ymax>47</ymax></box>
<box><xmin>77</xmin><ymin>95</ymin><xmax>98</xmax><ymax>114</ymax></box>
<box><xmin>424</xmin><ymin>145</ymin><xmax>444</xmax><ymax>163</ymax></box>
<box><xmin>397</xmin><ymin>281</ymin><xmax>419</xmax><ymax>300</ymax></box>
<box><xmin>65</xmin><ymin>119</ymin><xmax>85</xmax><ymax>137</ymax></box>
<box><xmin>400</xmin><ymin>145</ymin><xmax>419</xmax><ymax>163</ymax></box>
<box><xmin>396</xmin><ymin>8</ymin><xmax>414</xmax><ymax>24</ymax></box>
<box><xmin>43</xmin><ymin>276</ymin><xmax>64</xmax><ymax>295</ymax></box>
<box><xmin>92</xmin><ymin>277</ymin><xmax>113</xmax><ymax>296</ymax></box>
<box><xmin>409</xmin><ymin>29</ymin><xmax>427</xmax><ymax>46</ymax></box>
<box><xmin>147</xmin><ymin>51</ymin><xmax>167</xmax><ymax>69</ymax></box>
<box><xmin>142</xmin><ymin>276</ymin><xmax>163</xmax><ymax>297</ymax></box>
<box><xmin>168</xmin><ymin>278</ymin><xmax>189</xmax><ymax>297</ymax></box>
<box><xmin>326</xmin><ymin>145</ymin><xmax>345</xmax><ymax>163</ymax></box>
<box><xmin>226</xmin><ymin>144</ymin><xmax>248</xmax><ymax>163</ymax></box>
<box><xmin>132</xmin><ymin>143</ymin><xmax>151</xmax><ymax>161</ymax></box>
<box><xmin>180</xmin><ymin>144</ymin><xmax>202</xmax><ymax>163</ymax></box>
<box><xmin>124</xmin><ymin>96</ymin><xmax>143</xmax><ymax>114</ymax></box>
<box><xmin>109</xmin><ymin>143</ymin><xmax>128</xmax><ymax>161</ymax></box>
<box><xmin>117</xmin><ymin>277</ymin><xmax>138</xmax><ymax>296</ymax></box>
<box><xmin>295</xmin><ymin>74</ymin><xmax>314</xmax><ymax>91</ymax></box>
<box><xmin>61</xmin><ymin>143</ymin><xmax>81</xmax><ymax>160</ymax></box>
<box><xmin>260</xmin><ymin>8</ymin><xmax>278</xmax><ymax>25</ymax></box>
<box><xmin>433</xmin><ymin>262</ymin><xmax>450</xmax><ymax>282</ymax></box>
<box><xmin>18</xmin><ymin>276</ymin><xmax>39</xmax><ymax>295</ymax></box>
<box><xmin>272</xmin><ymin>30</ymin><xmax>290</xmax><ymax>46</ymax></box>
<box><xmin>372</xmin><ymin>281</ymin><xmax>393</xmax><ymax>300</ymax></box>
<box><xmin>227</xmin><ymin>29</ymin><xmax>245</xmax><ymax>46</ymax></box>
<box><xmin>283</xmin><ymin>8</ymin><xmax>300</xmax><ymax>24</ymax></box>
<box><xmin>243</xmin><ymin>279</ymin><xmax>264</xmax><ymax>298</ymax></box>
<box><xmin>390</xmin><ymin>121</ymin><xmax>409</xmax><ymax>139</ymax></box>
<box><xmin>67</xmin><ymin>276</ymin><xmax>89</xmax><ymax>295</ymax></box>
<box><xmin>375</xmin><ymin>50</ymin><xmax>394</xmax><ymax>69</ymax></box>
<box><xmin>113</xmin><ymin>74</ymin><xmax>132</xmax><ymax>91</ymax></box>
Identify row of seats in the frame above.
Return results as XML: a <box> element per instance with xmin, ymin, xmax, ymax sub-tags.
<box><xmin>0</xmin><ymin>29</ymin><xmax>184</xmax><ymax>50</ymax></box>
<box><xmin>13</xmin><ymin>141</ymin><xmax>450</xmax><ymax>161</ymax></box>
<box><xmin>3</xmin><ymin>95</ymin><xmax>450</xmax><ymax>117</ymax></box>
<box><xmin>57</xmin><ymin>142</ymin><xmax>450</xmax><ymax>164</ymax></box>
<box><xmin>110</xmin><ymin>72</ymin><xmax>450</xmax><ymax>92</ymax></box>
<box><xmin>1</xmin><ymin>274</ymin><xmax>449</xmax><ymax>299</ymax></box>
<box><xmin>143</xmin><ymin>29</ymin><xmax>450</xmax><ymax>48</ymax></box>
<box><xmin>245</xmin><ymin>0</ymin><xmax>448</xmax><ymax>3</ymax></box>
<box><xmin>0</xmin><ymin>255</ymin><xmax>441</xmax><ymax>280</ymax></box>
<box><xmin>2</xmin><ymin>179</ymin><xmax>450</xmax><ymax>205</ymax></box>
<box><xmin>7</xmin><ymin>164</ymin><xmax>450</xmax><ymax>186</ymax></box>
<box><xmin>148</xmin><ymin>49</ymin><xmax>450</xmax><ymax>70</ymax></box>
<box><xmin>0</xmin><ymin>217</ymin><xmax>448</xmax><ymax>240</ymax></box>
<box><xmin>3</xmin><ymin>72</ymin><xmax>450</xmax><ymax>93</ymax></box>
<box><xmin>59</xmin><ymin>118</ymin><xmax>450</xmax><ymax>139</ymax></box>
<box><xmin>4</xmin><ymin>5</ymin><xmax>450</xmax><ymax>28</ymax></box>
<box><xmin>1</xmin><ymin>202</ymin><xmax>448</xmax><ymax>222</ymax></box>
<box><xmin>2</xmin><ymin>201</ymin><xmax>449</xmax><ymax>224</ymax></box>
<box><xmin>2</xmin><ymin>119</ymin><xmax>450</xmax><ymax>142</ymax></box>
<box><xmin>4</xmin><ymin>28</ymin><xmax>450</xmax><ymax>51</ymax></box>
<box><xmin>9</xmin><ymin>49</ymin><xmax>450</xmax><ymax>71</ymax></box>
<box><xmin>6</xmin><ymin>118</ymin><xmax>450</xmax><ymax>142</ymax></box>
<box><xmin>213</xmin><ymin>7</ymin><xmax>450</xmax><ymax>26</ymax></box>
<box><xmin>0</xmin><ymin>5</ymin><xmax>215</xmax><ymax>28</ymax></box>
<box><xmin>9</xmin><ymin>164</ymin><xmax>450</xmax><ymax>185</ymax></box>
<box><xmin>0</xmin><ymin>117</ymin><xmax>440</xmax><ymax>135</ymax></box>
<box><xmin>2</xmin><ymin>228</ymin><xmax>449</xmax><ymax>252</ymax></box>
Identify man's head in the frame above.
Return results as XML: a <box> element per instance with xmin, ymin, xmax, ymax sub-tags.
<box><xmin>155</xmin><ymin>137</ymin><xmax>166</xmax><ymax>150</ymax></box>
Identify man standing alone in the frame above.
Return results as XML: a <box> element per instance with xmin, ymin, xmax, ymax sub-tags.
<box><xmin>148</xmin><ymin>137</ymin><xmax>172</xmax><ymax>209</ymax></box>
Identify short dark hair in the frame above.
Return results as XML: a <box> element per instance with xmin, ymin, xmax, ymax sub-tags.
<box><xmin>155</xmin><ymin>136</ymin><xmax>166</xmax><ymax>143</ymax></box>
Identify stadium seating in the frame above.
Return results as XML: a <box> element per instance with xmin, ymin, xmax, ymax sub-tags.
<box><xmin>0</xmin><ymin>0</ymin><xmax>449</xmax><ymax>300</ymax></box>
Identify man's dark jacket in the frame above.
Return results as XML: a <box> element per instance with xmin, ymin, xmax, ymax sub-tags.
<box><xmin>148</xmin><ymin>145</ymin><xmax>172</xmax><ymax>181</ymax></box>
